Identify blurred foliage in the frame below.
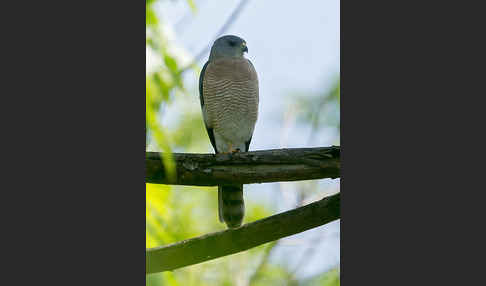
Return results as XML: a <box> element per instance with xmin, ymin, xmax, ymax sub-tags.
<box><xmin>291</xmin><ymin>78</ymin><xmax>340</xmax><ymax>145</ymax></box>
<box><xmin>146</xmin><ymin>1</ymin><xmax>340</xmax><ymax>285</ymax></box>
<box><xmin>147</xmin><ymin>0</ymin><xmax>191</xmax><ymax>179</ymax></box>
<box><xmin>303</xmin><ymin>268</ymin><xmax>340</xmax><ymax>286</ymax></box>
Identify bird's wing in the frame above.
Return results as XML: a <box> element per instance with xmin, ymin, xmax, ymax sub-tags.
<box><xmin>199</xmin><ymin>61</ymin><xmax>218</xmax><ymax>153</ymax></box>
<box><xmin>244</xmin><ymin>59</ymin><xmax>258</xmax><ymax>152</ymax></box>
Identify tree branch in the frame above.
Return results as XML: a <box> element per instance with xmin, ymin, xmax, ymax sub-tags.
<box><xmin>146</xmin><ymin>192</ymin><xmax>340</xmax><ymax>273</ymax></box>
<box><xmin>146</xmin><ymin>146</ymin><xmax>340</xmax><ymax>186</ymax></box>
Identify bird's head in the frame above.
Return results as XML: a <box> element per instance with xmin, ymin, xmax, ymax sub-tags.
<box><xmin>209</xmin><ymin>35</ymin><xmax>248</xmax><ymax>61</ymax></box>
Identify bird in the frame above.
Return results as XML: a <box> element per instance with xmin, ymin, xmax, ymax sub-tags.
<box><xmin>199</xmin><ymin>35</ymin><xmax>259</xmax><ymax>229</ymax></box>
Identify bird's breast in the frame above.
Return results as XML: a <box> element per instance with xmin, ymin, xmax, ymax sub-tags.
<box><xmin>203</xmin><ymin>58</ymin><xmax>259</xmax><ymax>143</ymax></box>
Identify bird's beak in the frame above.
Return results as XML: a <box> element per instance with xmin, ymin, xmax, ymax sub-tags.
<box><xmin>242</xmin><ymin>42</ymin><xmax>248</xmax><ymax>53</ymax></box>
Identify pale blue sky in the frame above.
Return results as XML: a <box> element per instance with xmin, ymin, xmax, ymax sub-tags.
<box><xmin>153</xmin><ymin>0</ymin><xmax>340</xmax><ymax>279</ymax></box>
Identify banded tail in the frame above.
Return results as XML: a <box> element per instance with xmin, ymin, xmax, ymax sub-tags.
<box><xmin>218</xmin><ymin>185</ymin><xmax>245</xmax><ymax>228</ymax></box>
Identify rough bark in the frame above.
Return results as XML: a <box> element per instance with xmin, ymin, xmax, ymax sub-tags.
<box><xmin>146</xmin><ymin>146</ymin><xmax>340</xmax><ymax>186</ymax></box>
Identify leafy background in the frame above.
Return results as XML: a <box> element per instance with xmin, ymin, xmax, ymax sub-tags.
<box><xmin>146</xmin><ymin>0</ymin><xmax>340</xmax><ymax>285</ymax></box>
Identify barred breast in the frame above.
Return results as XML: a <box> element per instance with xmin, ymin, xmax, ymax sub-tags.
<box><xmin>203</xmin><ymin>58</ymin><xmax>259</xmax><ymax>151</ymax></box>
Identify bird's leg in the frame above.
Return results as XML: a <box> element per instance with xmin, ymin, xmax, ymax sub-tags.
<box><xmin>228</xmin><ymin>143</ymin><xmax>233</xmax><ymax>153</ymax></box>
<box><xmin>220</xmin><ymin>142</ymin><xmax>234</xmax><ymax>154</ymax></box>
<box><xmin>228</xmin><ymin>143</ymin><xmax>241</xmax><ymax>154</ymax></box>
<box><xmin>221</xmin><ymin>143</ymin><xmax>240</xmax><ymax>154</ymax></box>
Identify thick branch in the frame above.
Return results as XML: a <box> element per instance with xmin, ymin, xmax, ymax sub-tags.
<box><xmin>146</xmin><ymin>193</ymin><xmax>340</xmax><ymax>273</ymax></box>
<box><xmin>146</xmin><ymin>146</ymin><xmax>340</xmax><ymax>186</ymax></box>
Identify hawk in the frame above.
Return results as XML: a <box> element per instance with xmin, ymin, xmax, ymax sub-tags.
<box><xmin>199</xmin><ymin>35</ymin><xmax>259</xmax><ymax>228</ymax></box>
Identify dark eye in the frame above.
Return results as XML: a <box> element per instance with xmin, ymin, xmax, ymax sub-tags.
<box><xmin>228</xmin><ymin>40</ymin><xmax>236</xmax><ymax>47</ymax></box>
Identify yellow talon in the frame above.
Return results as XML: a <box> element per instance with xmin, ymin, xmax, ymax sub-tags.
<box><xmin>218</xmin><ymin>143</ymin><xmax>241</xmax><ymax>154</ymax></box>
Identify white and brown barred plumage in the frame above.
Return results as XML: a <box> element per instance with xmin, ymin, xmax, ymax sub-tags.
<box><xmin>199</xmin><ymin>35</ymin><xmax>259</xmax><ymax>228</ymax></box>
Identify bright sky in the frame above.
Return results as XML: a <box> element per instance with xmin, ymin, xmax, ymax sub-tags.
<box><xmin>152</xmin><ymin>0</ymin><xmax>340</xmax><ymax>279</ymax></box>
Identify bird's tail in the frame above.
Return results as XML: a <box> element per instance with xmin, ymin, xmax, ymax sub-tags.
<box><xmin>218</xmin><ymin>185</ymin><xmax>245</xmax><ymax>229</ymax></box>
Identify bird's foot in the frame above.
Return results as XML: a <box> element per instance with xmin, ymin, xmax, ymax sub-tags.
<box><xmin>226</xmin><ymin>143</ymin><xmax>240</xmax><ymax>154</ymax></box>
<box><xmin>218</xmin><ymin>143</ymin><xmax>241</xmax><ymax>154</ymax></box>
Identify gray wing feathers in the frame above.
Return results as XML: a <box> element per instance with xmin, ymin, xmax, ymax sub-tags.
<box><xmin>199</xmin><ymin>61</ymin><xmax>218</xmax><ymax>153</ymax></box>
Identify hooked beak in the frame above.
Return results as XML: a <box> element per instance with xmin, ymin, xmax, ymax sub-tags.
<box><xmin>242</xmin><ymin>42</ymin><xmax>248</xmax><ymax>53</ymax></box>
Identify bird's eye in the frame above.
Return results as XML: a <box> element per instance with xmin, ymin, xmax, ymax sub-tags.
<box><xmin>228</xmin><ymin>40</ymin><xmax>236</xmax><ymax>47</ymax></box>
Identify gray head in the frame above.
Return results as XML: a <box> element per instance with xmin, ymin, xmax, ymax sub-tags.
<box><xmin>209</xmin><ymin>35</ymin><xmax>248</xmax><ymax>61</ymax></box>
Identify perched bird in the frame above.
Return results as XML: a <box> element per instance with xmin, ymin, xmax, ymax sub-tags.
<box><xmin>199</xmin><ymin>35</ymin><xmax>259</xmax><ymax>228</ymax></box>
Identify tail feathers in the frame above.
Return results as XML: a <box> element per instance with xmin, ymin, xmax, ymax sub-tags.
<box><xmin>218</xmin><ymin>185</ymin><xmax>244</xmax><ymax>229</ymax></box>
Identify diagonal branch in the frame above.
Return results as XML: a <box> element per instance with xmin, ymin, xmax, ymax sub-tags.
<box><xmin>146</xmin><ymin>192</ymin><xmax>340</xmax><ymax>273</ymax></box>
<box><xmin>179</xmin><ymin>0</ymin><xmax>252</xmax><ymax>73</ymax></box>
<box><xmin>146</xmin><ymin>146</ymin><xmax>340</xmax><ymax>186</ymax></box>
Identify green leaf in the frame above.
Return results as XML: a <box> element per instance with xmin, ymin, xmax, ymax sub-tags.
<box><xmin>164</xmin><ymin>54</ymin><xmax>179</xmax><ymax>74</ymax></box>
<box><xmin>146</xmin><ymin>6</ymin><xmax>158</xmax><ymax>27</ymax></box>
